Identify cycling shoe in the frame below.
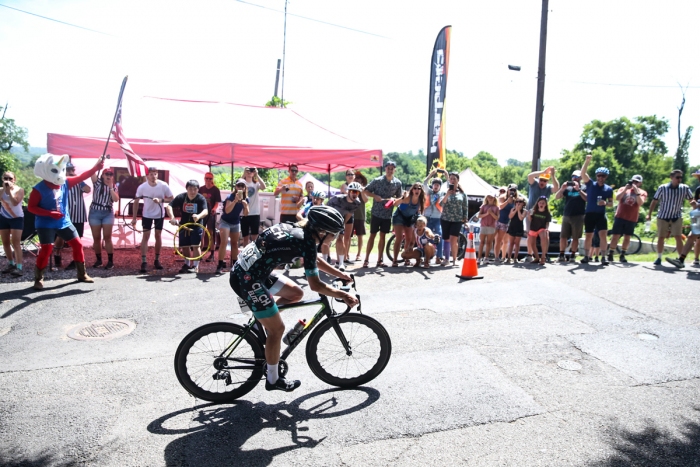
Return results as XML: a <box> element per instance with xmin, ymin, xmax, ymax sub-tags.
<box><xmin>265</xmin><ymin>377</ymin><xmax>301</xmax><ymax>392</ymax></box>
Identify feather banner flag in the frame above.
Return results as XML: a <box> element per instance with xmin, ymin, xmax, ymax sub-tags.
<box><xmin>426</xmin><ymin>25</ymin><xmax>451</xmax><ymax>174</ymax></box>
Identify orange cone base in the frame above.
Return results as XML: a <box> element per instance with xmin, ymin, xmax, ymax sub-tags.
<box><xmin>456</xmin><ymin>274</ymin><xmax>484</xmax><ymax>280</ymax></box>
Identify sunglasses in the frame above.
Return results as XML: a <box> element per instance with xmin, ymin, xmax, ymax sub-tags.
<box><xmin>205</xmin><ymin>177</ymin><xmax>213</xmax><ymax>180</ymax></box>
<box><xmin>290</xmin><ymin>169</ymin><xmax>298</xmax><ymax>173</ymax></box>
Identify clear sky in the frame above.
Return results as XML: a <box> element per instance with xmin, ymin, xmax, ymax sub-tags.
<box><xmin>2</xmin><ymin>0</ymin><xmax>699</xmax><ymax>166</ymax></box>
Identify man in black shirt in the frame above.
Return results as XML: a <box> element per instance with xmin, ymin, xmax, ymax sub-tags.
<box><xmin>166</xmin><ymin>180</ymin><xmax>209</xmax><ymax>273</ymax></box>
<box><xmin>554</xmin><ymin>170</ymin><xmax>587</xmax><ymax>262</ymax></box>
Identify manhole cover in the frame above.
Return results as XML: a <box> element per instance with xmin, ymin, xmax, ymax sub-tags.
<box><xmin>637</xmin><ymin>332</ymin><xmax>659</xmax><ymax>341</ymax></box>
<box><xmin>557</xmin><ymin>360</ymin><xmax>582</xmax><ymax>371</ymax></box>
<box><xmin>67</xmin><ymin>319</ymin><xmax>136</xmax><ymax>341</ymax></box>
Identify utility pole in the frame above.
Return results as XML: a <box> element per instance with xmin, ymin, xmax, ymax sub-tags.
<box><xmin>531</xmin><ymin>0</ymin><xmax>549</xmax><ymax>171</ymax></box>
<box><xmin>274</xmin><ymin>59</ymin><xmax>281</xmax><ymax>98</ymax></box>
<box><xmin>280</xmin><ymin>0</ymin><xmax>288</xmax><ymax>108</ymax></box>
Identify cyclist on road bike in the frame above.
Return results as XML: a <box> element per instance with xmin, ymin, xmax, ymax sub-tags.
<box><xmin>229</xmin><ymin>205</ymin><xmax>358</xmax><ymax>392</ymax></box>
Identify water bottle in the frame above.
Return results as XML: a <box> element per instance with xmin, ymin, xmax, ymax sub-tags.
<box><xmin>282</xmin><ymin>319</ymin><xmax>306</xmax><ymax>345</ymax></box>
<box><xmin>644</xmin><ymin>221</ymin><xmax>651</xmax><ymax>232</ymax></box>
<box><xmin>690</xmin><ymin>208</ymin><xmax>700</xmax><ymax>236</ymax></box>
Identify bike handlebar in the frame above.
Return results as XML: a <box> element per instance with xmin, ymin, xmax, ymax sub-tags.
<box><xmin>331</xmin><ymin>274</ymin><xmax>360</xmax><ymax>316</ymax></box>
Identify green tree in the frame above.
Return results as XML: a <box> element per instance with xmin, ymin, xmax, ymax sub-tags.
<box><xmin>673</xmin><ymin>126</ymin><xmax>693</xmax><ymax>180</ymax></box>
<box><xmin>0</xmin><ymin>105</ymin><xmax>29</xmax><ymax>152</ymax></box>
<box><xmin>264</xmin><ymin>96</ymin><xmax>291</xmax><ymax>108</ymax></box>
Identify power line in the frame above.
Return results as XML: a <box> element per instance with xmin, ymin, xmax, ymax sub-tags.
<box><xmin>0</xmin><ymin>3</ymin><xmax>116</xmax><ymax>37</ymax></box>
<box><xmin>233</xmin><ymin>0</ymin><xmax>390</xmax><ymax>39</ymax></box>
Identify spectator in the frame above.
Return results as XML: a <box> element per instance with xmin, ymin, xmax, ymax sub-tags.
<box><xmin>580</xmin><ymin>155</ymin><xmax>613</xmax><ymax>265</ymax></box>
<box><xmin>89</xmin><ymin>167</ymin><xmax>119</xmax><ymax>269</ymax></box>
<box><xmin>666</xmin><ymin>201</ymin><xmax>700</xmax><ymax>268</ymax></box>
<box><xmin>528</xmin><ymin>196</ymin><xmax>551</xmax><ymax>265</ymax></box>
<box><xmin>297</xmin><ymin>191</ymin><xmax>325</xmax><ymax>221</ymax></box>
<box><xmin>0</xmin><ymin>171</ymin><xmax>25</xmax><ymax>276</ymax></box>
<box><xmin>303</xmin><ymin>180</ymin><xmax>315</xmax><ymax>205</ymax></box>
<box><xmin>362</xmin><ymin>160</ymin><xmax>403</xmax><ymax>268</ymax></box>
<box><xmin>647</xmin><ymin>169</ymin><xmax>696</xmax><ymax>266</ymax></box>
<box><xmin>132</xmin><ymin>166</ymin><xmax>174</xmax><ymax>273</ymax></box>
<box><xmin>401</xmin><ymin>215</ymin><xmax>439</xmax><ymax>268</ymax></box>
<box><xmin>439</xmin><ymin>172</ymin><xmax>468</xmax><ymax>267</ymax></box>
<box><xmin>327</xmin><ymin>183</ymin><xmax>362</xmax><ymax>271</ymax></box>
<box><xmin>166</xmin><ymin>180</ymin><xmax>209</xmax><ymax>274</ymax></box>
<box><xmin>390</xmin><ymin>182</ymin><xmax>425</xmax><ymax>267</ymax></box>
<box><xmin>423</xmin><ymin>168</ymin><xmax>448</xmax><ymax>263</ymax></box>
<box><xmin>692</xmin><ymin>169</ymin><xmax>700</xmax><ymax>265</ymax></box>
<box><xmin>274</xmin><ymin>164</ymin><xmax>303</xmax><ymax>223</ymax></box>
<box><xmin>505</xmin><ymin>198</ymin><xmax>527</xmax><ymax>263</ymax></box>
<box><xmin>477</xmin><ymin>193</ymin><xmax>499</xmax><ymax>265</ymax></box>
<box><xmin>53</xmin><ymin>162</ymin><xmax>91</xmax><ymax>270</ymax></box>
<box><xmin>608</xmin><ymin>174</ymin><xmax>647</xmax><ymax>263</ymax></box>
<box><xmin>555</xmin><ymin>170</ymin><xmax>587</xmax><ymax>262</ymax></box>
<box><xmin>199</xmin><ymin>172</ymin><xmax>222</xmax><ymax>262</ymax></box>
<box><xmin>496</xmin><ymin>185</ymin><xmax>518</xmax><ymax>261</ymax></box>
<box><xmin>240</xmin><ymin>167</ymin><xmax>266</xmax><ymax>246</ymax></box>
<box><xmin>349</xmin><ymin>172</ymin><xmax>369</xmax><ymax>263</ymax></box>
<box><xmin>525</xmin><ymin>166</ymin><xmax>559</xmax><ymax>261</ymax></box>
<box><xmin>340</xmin><ymin>169</ymin><xmax>356</xmax><ymax>193</ymax></box>
<box><xmin>216</xmin><ymin>179</ymin><xmax>249</xmax><ymax>274</ymax></box>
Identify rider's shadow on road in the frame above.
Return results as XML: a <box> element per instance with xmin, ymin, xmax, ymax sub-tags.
<box><xmin>148</xmin><ymin>387</ymin><xmax>380</xmax><ymax>467</ymax></box>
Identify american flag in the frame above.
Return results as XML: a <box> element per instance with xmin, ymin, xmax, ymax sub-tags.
<box><xmin>112</xmin><ymin>104</ymin><xmax>147</xmax><ymax>177</ymax></box>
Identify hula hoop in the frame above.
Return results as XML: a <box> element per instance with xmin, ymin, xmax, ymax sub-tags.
<box><xmin>173</xmin><ymin>222</ymin><xmax>211</xmax><ymax>261</ymax></box>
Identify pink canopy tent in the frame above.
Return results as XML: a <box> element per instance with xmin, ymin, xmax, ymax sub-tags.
<box><xmin>47</xmin><ymin>97</ymin><xmax>383</xmax><ymax>172</ymax></box>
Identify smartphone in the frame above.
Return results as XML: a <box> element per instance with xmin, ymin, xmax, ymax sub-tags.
<box><xmin>238</xmin><ymin>190</ymin><xmax>245</xmax><ymax>198</ymax></box>
<box><xmin>448</xmin><ymin>184</ymin><xmax>455</xmax><ymax>191</ymax></box>
<box><xmin>567</xmin><ymin>181</ymin><xmax>575</xmax><ymax>187</ymax></box>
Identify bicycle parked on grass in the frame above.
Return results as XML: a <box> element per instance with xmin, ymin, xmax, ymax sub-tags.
<box><xmin>174</xmin><ymin>275</ymin><xmax>392</xmax><ymax>403</ymax></box>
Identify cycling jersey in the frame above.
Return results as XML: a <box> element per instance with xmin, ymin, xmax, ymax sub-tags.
<box><xmin>229</xmin><ymin>222</ymin><xmax>319</xmax><ymax>318</ymax></box>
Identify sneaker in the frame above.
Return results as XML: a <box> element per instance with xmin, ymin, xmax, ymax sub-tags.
<box><xmin>619</xmin><ymin>254</ymin><xmax>628</xmax><ymax>264</ymax></box>
<box><xmin>216</xmin><ymin>261</ymin><xmax>226</xmax><ymax>274</ymax></box>
<box><xmin>1</xmin><ymin>264</ymin><xmax>15</xmax><ymax>274</ymax></box>
<box><xmin>338</xmin><ymin>264</ymin><xmax>346</xmax><ymax>272</ymax></box>
<box><xmin>601</xmin><ymin>257</ymin><xmax>609</xmax><ymax>266</ymax></box>
<box><xmin>441</xmin><ymin>258</ymin><xmax>450</xmax><ymax>267</ymax></box>
<box><xmin>140</xmin><ymin>262</ymin><xmax>147</xmax><ymax>273</ymax></box>
<box><xmin>205</xmin><ymin>253</ymin><xmax>214</xmax><ymax>263</ymax></box>
<box><xmin>488</xmin><ymin>256</ymin><xmax>495</xmax><ymax>264</ymax></box>
<box><xmin>694</xmin><ymin>259</ymin><xmax>700</xmax><ymax>266</ymax></box>
<box><xmin>580</xmin><ymin>256</ymin><xmax>589</xmax><ymax>264</ymax></box>
<box><xmin>666</xmin><ymin>257</ymin><xmax>685</xmax><ymax>269</ymax></box>
<box><xmin>265</xmin><ymin>377</ymin><xmax>301</xmax><ymax>392</ymax></box>
<box><xmin>504</xmin><ymin>258</ymin><xmax>511</xmax><ymax>264</ymax></box>
<box><xmin>345</xmin><ymin>257</ymin><xmax>355</xmax><ymax>264</ymax></box>
<box><xmin>179</xmin><ymin>264</ymin><xmax>192</xmax><ymax>274</ymax></box>
<box><xmin>593</xmin><ymin>256</ymin><xmax>599</xmax><ymax>262</ymax></box>
<box><xmin>10</xmin><ymin>267</ymin><xmax>23</xmax><ymax>277</ymax></box>
<box><xmin>607</xmin><ymin>252</ymin><xmax>614</xmax><ymax>262</ymax></box>
<box><xmin>154</xmin><ymin>260</ymin><xmax>164</xmax><ymax>270</ymax></box>
<box><xmin>93</xmin><ymin>259</ymin><xmax>103</xmax><ymax>268</ymax></box>
<box><xmin>653</xmin><ymin>258</ymin><xmax>662</xmax><ymax>266</ymax></box>
<box><xmin>104</xmin><ymin>260</ymin><xmax>114</xmax><ymax>270</ymax></box>
<box><xmin>524</xmin><ymin>255</ymin><xmax>533</xmax><ymax>263</ymax></box>
<box><xmin>558</xmin><ymin>255</ymin><xmax>567</xmax><ymax>263</ymax></box>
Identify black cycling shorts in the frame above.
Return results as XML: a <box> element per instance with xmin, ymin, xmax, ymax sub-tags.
<box><xmin>142</xmin><ymin>217</ymin><xmax>164</xmax><ymax>231</ymax></box>
<box><xmin>584</xmin><ymin>212</ymin><xmax>608</xmax><ymax>233</ymax></box>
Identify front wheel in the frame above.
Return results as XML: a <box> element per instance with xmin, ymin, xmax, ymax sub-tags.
<box><xmin>385</xmin><ymin>235</ymin><xmax>405</xmax><ymax>263</ymax></box>
<box><xmin>174</xmin><ymin>322</ymin><xmax>264</xmax><ymax>403</ymax></box>
<box><xmin>306</xmin><ymin>313</ymin><xmax>391</xmax><ymax>388</ymax></box>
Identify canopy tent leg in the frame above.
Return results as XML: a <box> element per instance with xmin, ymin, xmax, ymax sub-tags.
<box><xmin>327</xmin><ymin>164</ymin><xmax>331</xmax><ymax>198</ymax></box>
<box><xmin>230</xmin><ymin>162</ymin><xmax>234</xmax><ymax>190</ymax></box>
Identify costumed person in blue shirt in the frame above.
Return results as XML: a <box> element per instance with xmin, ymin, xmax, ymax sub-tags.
<box><xmin>27</xmin><ymin>154</ymin><xmax>104</xmax><ymax>290</ymax></box>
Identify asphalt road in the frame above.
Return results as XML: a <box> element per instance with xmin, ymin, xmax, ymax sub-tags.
<box><xmin>1</xmin><ymin>259</ymin><xmax>699</xmax><ymax>466</ymax></box>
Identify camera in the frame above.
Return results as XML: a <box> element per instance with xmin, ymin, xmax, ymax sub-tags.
<box><xmin>248</xmin><ymin>168</ymin><xmax>256</xmax><ymax>172</ymax></box>
<box><xmin>509</xmin><ymin>189</ymin><xmax>517</xmax><ymax>196</ymax></box>
<box><xmin>627</xmin><ymin>180</ymin><xmax>635</xmax><ymax>185</ymax></box>
<box><xmin>567</xmin><ymin>181</ymin><xmax>575</xmax><ymax>187</ymax></box>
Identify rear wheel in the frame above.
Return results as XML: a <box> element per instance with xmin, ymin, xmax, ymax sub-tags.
<box><xmin>306</xmin><ymin>313</ymin><xmax>391</xmax><ymax>388</ymax></box>
<box><xmin>174</xmin><ymin>322</ymin><xmax>264</xmax><ymax>402</ymax></box>
<box><xmin>457</xmin><ymin>233</ymin><xmax>467</xmax><ymax>260</ymax></box>
<box><xmin>385</xmin><ymin>235</ymin><xmax>406</xmax><ymax>262</ymax></box>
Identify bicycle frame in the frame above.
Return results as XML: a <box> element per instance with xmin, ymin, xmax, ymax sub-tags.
<box><xmin>220</xmin><ymin>285</ymin><xmax>361</xmax><ymax>369</ymax></box>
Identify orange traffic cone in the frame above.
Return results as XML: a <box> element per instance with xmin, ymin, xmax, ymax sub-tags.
<box><xmin>456</xmin><ymin>233</ymin><xmax>483</xmax><ymax>280</ymax></box>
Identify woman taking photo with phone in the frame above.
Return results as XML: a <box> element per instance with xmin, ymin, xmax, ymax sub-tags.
<box><xmin>496</xmin><ymin>184</ymin><xmax>518</xmax><ymax>261</ymax></box>
<box><xmin>216</xmin><ymin>179</ymin><xmax>249</xmax><ymax>274</ymax></box>
<box><xmin>1</xmin><ymin>171</ymin><xmax>25</xmax><ymax>276</ymax></box>
<box><xmin>477</xmin><ymin>193</ymin><xmax>499</xmax><ymax>265</ymax></box>
<box><xmin>439</xmin><ymin>172</ymin><xmax>468</xmax><ymax>267</ymax></box>
<box><xmin>528</xmin><ymin>195</ymin><xmax>552</xmax><ymax>265</ymax></box>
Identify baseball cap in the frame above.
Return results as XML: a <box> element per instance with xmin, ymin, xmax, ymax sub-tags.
<box><xmin>235</xmin><ymin>178</ymin><xmax>247</xmax><ymax>186</ymax></box>
<box><xmin>539</xmin><ymin>173</ymin><xmax>551</xmax><ymax>180</ymax></box>
<box><xmin>66</xmin><ymin>162</ymin><xmax>75</xmax><ymax>170</ymax></box>
<box><xmin>507</xmin><ymin>183</ymin><xmax>518</xmax><ymax>190</ymax></box>
<box><xmin>384</xmin><ymin>160</ymin><xmax>397</xmax><ymax>168</ymax></box>
<box><xmin>631</xmin><ymin>174</ymin><xmax>643</xmax><ymax>182</ymax></box>
<box><xmin>148</xmin><ymin>166</ymin><xmax>158</xmax><ymax>173</ymax></box>
<box><xmin>692</xmin><ymin>169</ymin><xmax>700</xmax><ymax>179</ymax></box>
<box><xmin>571</xmin><ymin>170</ymin><xmax>582</xmax><ymax>178</ymax></box>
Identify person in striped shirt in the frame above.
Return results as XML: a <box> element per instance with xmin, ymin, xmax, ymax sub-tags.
<box><xmin>647</xmin><ymin>169</ymin><xmax>696</xmax><ymax>266</ymax></box>
<box><xmin>274</xmin><ymin>164</ymin><xmax>304</xmax><ymax>223</ymax></box>
<box><xmin>53</xmin><ymin>162</ymin><xmax>91</xmax><ymax>270</ymax></box>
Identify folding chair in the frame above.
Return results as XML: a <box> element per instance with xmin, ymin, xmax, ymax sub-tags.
<box><xmin>20</xmin><ymin>207</ymin><xmax>40</xmax><ymax>257</ymax></box>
